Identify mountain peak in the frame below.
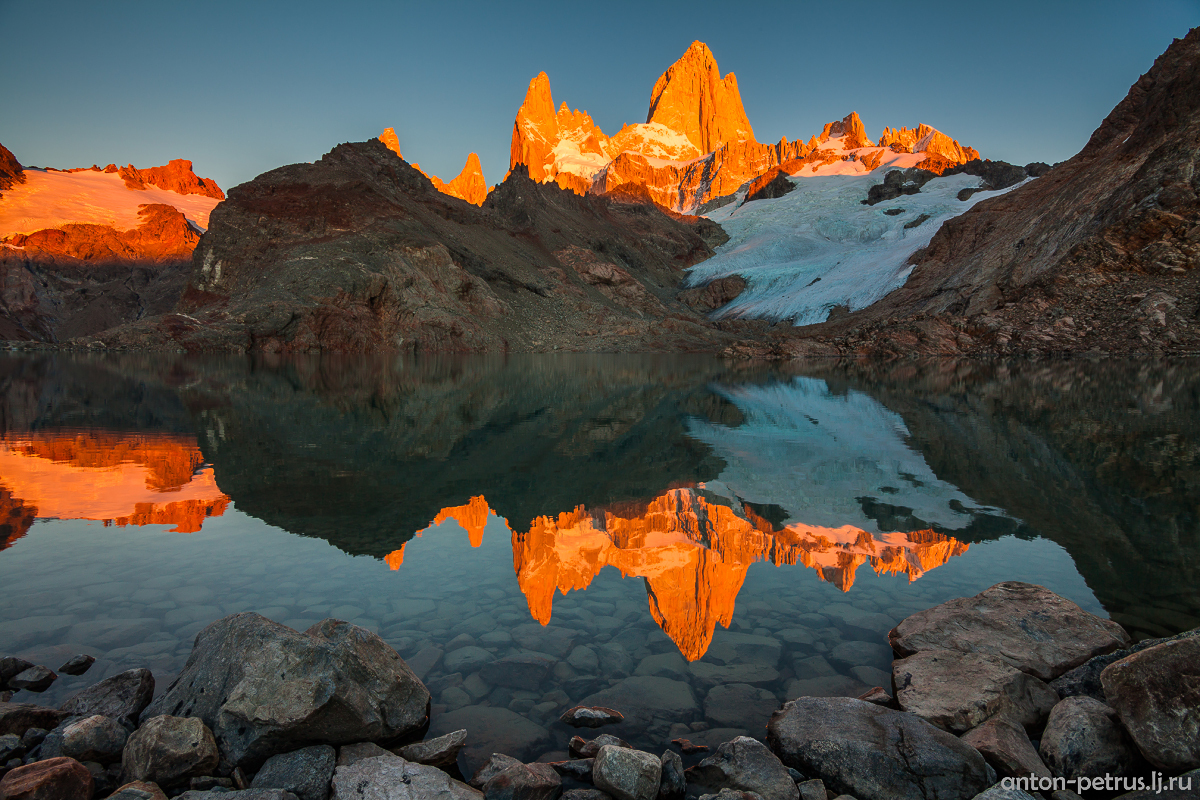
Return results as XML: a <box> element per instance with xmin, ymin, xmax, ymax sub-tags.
<box><xmin>818</xmin><ymin>112</ymin><xmax>874</xmax><ymax>149</ymax></box>
<box><xmin>645</xmin><ymin>40</ymin><xmax>756</xmax><ymax>152</ymax></box>
<box><xmin>379</xmin><ymin>128</ymin><xmax>402</xmax><ymax>159</ymax></box>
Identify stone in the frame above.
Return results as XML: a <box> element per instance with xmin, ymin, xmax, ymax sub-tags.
<box><xmin>395</xmin><ymin>729</ymin><xmax>467</xmax><ymax>768</ymax></box>
<box><xmin>658</xmin><ymin>751</ymin><xmax>684</xmax><ymax>800</ymax></box>
<box><xmin>795</xmin><ymin>781</ymin><xmax>823</xmax><ymax>800</ymax></box>
<box><xmin>121</xmin><ymin>716</ymin><xmax>219</xmax><ymax>788</ymax></box>
<box><xmin>703</xmin><ymin>685</ymin><xmax>778</xmax><ymax>729</ymax></box>
<box><xmin>703</xmin><ymin>634</ymin><xmax>782</xmax><ymax>668</ymax></box>
<box><xmin>561</xmin><ymin>792</ymin><xmax>610</xmax><ymax>800</ymax></box>
<box><xmin>511</xmin><ymin>626</ymin><xmax>580</xmax><ymax>659</ymax></box>
<box><xmin>969</xmin><ymin>788</ymin><xmax>1037</xmax><ymax>800</ymax></box>
<box><xmin>696</xmin><ymin>790</ymin><xmax>762</xmax><ymax>800</ymax></box>
<box><xmin>177</xmin><ymin>791</ymin><xmax>298</xmax><ymax>800</ymax></box>
<box><xmin>406</xmin><ymin>647</ymin><xmax>443</xmax><ymax>681</ymax></box>
<box><xmin>855</xmin><ymin>687</ymin><xmax>892</xmax><ymax>706</ymax></box>
<box><xmin>331</xmin><ymin>755</ymin><xmax>482</xmax><ymax>800</ymax></box>
<box><xmin>106</xmin><ymin>780</ymin><xmax>169</xmax><ymax>800</ymax></box>
<box><xmin>670</xmin><ymin>739</ymin><xmax>707</xmax><ymax>755</ymax></box>
<box><xmin>337</xmin><ymin>743</ymin><xmax>392</xmax><ymax>767</ymax></box>
<box><xmin>1039</xmin><ymin>697</ymin><xmax>1140</xmax><ymax>781</ymax></box>
<box><xmin>480</xmin><ymin>655</ymin><xmax>556</xmax><ymax>689</ymax></box>
<box><xmin>57</xmin><ymin>657</ymin><xmax>95</xmax><ymax>677</ymax></box>
<box><xmin>0</xmin><ymin>734</ymin><xmax>23</xmax><ymax>763</ymax></box>
<box><xmin>444</xmin><ymin>648</ymin><xmax>495</xmax><ymax>673</ymax></box>
<box><xmin>569</xmin><ymin>735</ymin><xmax>629</xmax><ymax>760</ymax></box>
<box><xmin>632</xmin><ymin>655</ymin><xmax>687</xmax><ymax>681</ymax></box>
<box><xmin>7</xmin><ymin>668</ymin><xmax>55</xmax><ymax>694</ymax></box>
<box><xmin>470</xmin><ymin>754</ymin><xmax>521</xmax><ymax>790</ymax></box>
<box><xmin>766</xmin><ymin>697</ymin><xmax>994</xmax><ymax>800</ymax></box>
<box><xmin>60</xmin><ymin>716</ymin><xmax>128</xmax><ymax>764</ymax></box>
<box><xmin>0</xmin><ymin>757</ymin><xmax>94</xmax><ymax>800</ymax></box>
<box><xmin>688</xmin><ymin>665</ymin><xmax>778</xmax><ymax>691</ymax></box>
<box><xmin>482</xmin><ymin>762</ymin><xmax>561</xmax><ymax>800</ymax></box>
<box><xmin>20</xmin><ymin>729</ymin><xmax>47</xmax><ymax>751</ymax></box>
<box><xmin>142</xmin><ymin>614</ymin><xmax>430</xmax><ymax>769</ymax></box>
<box><xmin>788</xmin><ymin>657</ymin><xmax>835</xmax><ymax>681</ymax></box>
<box><xmin>0</xmin><ymin>660</ymin><xmax>34</xmax><ymax>691</ymax></box>
<box><xmin>686</xmin><ymin>737</ymin><xmax>798</xmax><ymax>800</ymax></box>
<box><xmin>848</xmin><ymin>666</ymin><xmax>890</xmax><ymax>689</ymax></box>
<box><xmin>0</xmin><ymin>705</ymin><xmax>69</xmax><ymax>738</ymax></box>
<box><xmin>547</xmin><ymin>760</ymin><xmax>592</xmax><ymax>783</ymax></box>
<box><xmin>559</xmin><ymin>708</ymin><xmax>623</xmax><ymax>729</ymax></box>
<box><xmin>783</xmin><ymin>677</ymin><xmax>867</xmax><ymax>700</ymax></box>
<box><xmin>566</xmin><ymin>648</ymin><xmax>599</xmax><ymax>675</ymax></box>
<box><xmin>960</xmin><ymin>716</ymin><xmax>1050</xmax><ymax>780</ymax></box>
<box><xmin>1050</xmin><ymin>628</ymin><xmax>1200</xmax><ymax>702</ymax></box>
<box><xmin>1100</xmin><ymin>634</ymin><xmax>1200</xmax><ymax>771</ymax></box>
<box><xmin>250</xmin><ymin>746</ymin><xmax>335</xmax><ymax>800</ymax></box>
<box><xmin>592</xmin><ymin>746</ymin><xmax>660</xmax><ymax>800</ymax></box>
<box><xmin>60</xmin><ymin>669</ymin><xmax>154</xmax><ymax>728</ymax></box>
<box><xmin>893</xmin><ymin>649</ymin><xmax>1060</xmax><ymax>733</ymax></box>
<box><xmin>579</xmin><ymin>678</ymin><xmax>698</xmax><ymax>732</ymax></box>
<box><xmin>430</xmin><ymin>707</ymin><xmax>551</xmax><ymax>776</ymax></box>
<box><xmin>889</xmin><ymin>582</ymin><xmax>1131</xmax><ymax>681</ymax></box>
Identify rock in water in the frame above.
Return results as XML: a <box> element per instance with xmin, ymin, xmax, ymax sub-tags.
<box><xmin>685</xmin><ymin>737</ymin><xmax>798</xmax><ymax>800</ymax></box>
<box><xmin>122</xmin><ymin>716</ymin><xmax>220</xmax><ymax>788</ymax></box>
<box><xmin>559</xmin><ymin>707</ymin><xmax>624</xmax><ymax>729</ymax></box>
<box><xmin>394</xmin><ymin>729</ymin><xmax>467</xmax><ymax>767</ymax></box>
<box><xmin>766</xmin><ymin>697</ymin><xmax>993</xmax><ymax>800</ymax></box>
<box><xmin>0</xmin><ymin>756</ymin><xmax>94</xmax><ymax>800</ymax></box>
<box><xmin>570</xmin><ymin>734</ymin><xmax>630</xmax><ymax>759</ymax></box>
<box><xmin>592</xmin><ymin>746</ymin><xmax>660</xmax><ymax>800</ymax></box>
<box><xmin>58</xmin><ymin>655</ymin><xmax>96</xmax><ymax>677</ymax></box>
<box><xmin>141</xmin><ymin>613</ymin><xmax>430</xmax><ymax>769</ymax></box>
<box><xmin>331</xmin><ymin>755</ymin><xmax>481</xmax><ymax>800</ymax></box>
<box><xmin>1100</xmin><ymin>635</ymin><xmax>1200</xmax><ymax>771</ymax></box>
<box><xmin>0</xmin><ymin>658</ymin><xmax>34</xmax><ymax>690</ymax></box>
<box><xmin>469</xmin><ymin>754</ymin><xmax>522</xmax><ymax>790</ymax></box>
<box><xmin>250</xmin><ymin>745</ymin><xmax>336</xmax><ymax>800</ymax></box>
<box><xmin>60</xmin><ymin>668</ymin><xmax>154</xmax><ymax>728</ymax></box>
<box><xmin>892</xmin><ymin>649</ymin><xmax>1059</xmax><ymax>733</ymax></box>
<box><xmin>8</xmin><ymin>666</ymin><xmax>56</xmax><ymax>693</ymax></box>
<box><xmin>889</xmin><ymin>582</ymin><xmax>1130</xmax><ymax>681</ymax></box>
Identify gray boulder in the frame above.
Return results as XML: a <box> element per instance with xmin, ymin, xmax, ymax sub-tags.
<box><xmin>251</xmin><ymin>745</ymin><xmax>336</xmax><ymax>800</ymax></box>
<box><xmin>659</xmin><ymin>751</ymin><xmax>685</xmax><ymax>800</ymax></box>
<box><xmin>60</xmin><ymin>714</ymin><xmax>128</xmax><ymax>763</ymax></box>
<box><xmin>766</xmin><ymin>697</ymin><xmax>994</xmax><ymax>800</ymax></box>
<box><xmin>61</xmin><ymin>668</ymin><xmax>155</xmax><ymax>727</ymax></box>
<box><xmin>570</xmin><ymin>735</ymin><xmax>629</xmax><ymax>759</ymax></box>
<box><xmin>592</xmin><ymin>746</ymin><xmax>660</xmax><ymax>800</ymax></box>
<box><xmin>122</xmin><ymin>715</ymin><xmax>220</xmax><ymax>788</ymax></box>
<box><xmin>396</xmin><ymin>729</ymin><xmax>467</xmax><ymax>768</ymax></box>
<box><xmin>893</xmin><ymin>649</ymin><xmax>1059</xmax><ymax>733</ymax></box>
<box><xmin>331</xmin><ymin>754</ymin><xmax>481</xmax><ymax>800</ymax></box>
<box><xmin>337</xmin><ymin>742</ymin><xmax>393</xmax><ymax>767</ymax></box>
<box><xmin>889</xmin><ymin>582</ymin><xmax>1130</xmax><ymax>681</ymax></box>
<box><xmin>1101</xmin><ymin>634</ymin><xmax>1200</xmax><ymax>771</ymax></box>
<box><xmin>58</xmin><ymin>655</ymin><xmax>96</xmax><ymax>677</ymax></box>
<box><xmin>960</xmin><ymin>716</ymin><xmax>1050</xmax><ymax>780</ymax></box>
<box><xmin>470</xmin><ymin>754</ymin><xmax>522</xmax><ymax>790</ymax></box>
<box><xmin>0</xmin><ymin>658</ymin><xmax>34</xmax><ymax>690</ymax></box>
<box><xmin>1040</xmin><ymin>696</ymin><xmax>1140</xmax><ymax>780</ymax></box>
<box><xmin>482</xmin><ymin>762</ymin><xmax>562</xmax><ymax>800</ymax></box>
<box><xmin>795</xmin><ymin>781</ymin><xmax>823</xmax><ymax>800</ymax></box>
<box><xmin>142</xmin><ymin>614</ymin><xmax>430</xmax><ymax>769</ymax></box>
<box><xmin>9</xmin><ymin>666</ymin><xmax>56</xmax><ymax>693</ymax></box>
<box><xmin>686</xmin><ymin>737</ymin><xmax>798</xmax><ymax>800</ymax></box>
<box><xmin>1050</xmin><ymin>627</ymin><xmax>1200</xmax><ymax>701</ymax></box>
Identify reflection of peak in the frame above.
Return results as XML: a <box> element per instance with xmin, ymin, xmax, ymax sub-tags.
<box><xmin>428</xmin><ymin>495</ymin><xmax>491</xmax><ymax>547</ymax></box>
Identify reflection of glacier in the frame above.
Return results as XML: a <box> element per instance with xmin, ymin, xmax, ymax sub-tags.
<box><xmin>688</xmin><ymin>377</ymin><xmax>998</xmax><ymax>532</ymax></box>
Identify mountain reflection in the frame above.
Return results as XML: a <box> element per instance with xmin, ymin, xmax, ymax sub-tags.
<box><xmin>390</xmin><ymin>488</ymin><xmax>968</xmax><ymax>660</ymax></box>
<box><xmin>0</xmin><ymin>431</ymin><xmax>229</xmax><ymax>545</ymax></box>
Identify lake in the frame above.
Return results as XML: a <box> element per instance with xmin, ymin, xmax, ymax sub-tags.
<box><xmin>1</xmin><ymin>353</ymin><xmax>1197</xmax><ymax>768</ymax></box>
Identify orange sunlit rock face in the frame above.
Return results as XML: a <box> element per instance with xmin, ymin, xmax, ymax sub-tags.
<box><xmin>0</xmin><ymin>431</ymin><xmax>229</xmax><ymax>536</ymax></box>
<box><xmin>402</xmin><ymin>487</ymin><xmax>969</xmax><ymax>660</ymax></box>
<box><xmin>378</xmin><ymin>130</ymin><xmax>489</xmax><ymax>206</ymax></box>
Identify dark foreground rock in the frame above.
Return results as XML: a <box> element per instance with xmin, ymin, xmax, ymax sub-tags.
<box><xmin>1050</xmin><ymin>628</ymin><xmax>1200</xmax><ymax>701</ymax></box>
<box><xmin>685</xmin><ymin>736</ymin><xmax>797</xmax><ymax>800</ymax></box>
<box><xmin>1038</xmin><ymin>696</ymin><xmax>1141</xmax><ymax>781</ymax></box>
<box><xmin>0</xmin><ymin>704</ymin><xmax>69</xmax><ymax>737</ymax></box>
<box><xmin>960</xmin><ymin>716</ymin><xmax>1050</xmax><ymax>780</ymax></box>
<box><xmin>889</xmin><ymin>582</ymin><xmax>1130</xmax><ymax>681</ymax></box>
<box><xmin>143</xmin><ymin>614</ymin><xmax>430</xmax><ymax>769</ymax></box>
<box><xmin>60</xmin><ymin>668</ymin><xmax>154</xmax><ymax>728</ymax></box>
<box><xmin>592</xmin><ymin>745</ymin><xmax>659</xmax><ymax>800</ymax></box>
<box><xmin>395</xmin><ymin>729</ymin><xmax>467</xmax><ymax>768</ymax></box>
<box><xmin>121</xmin><ymin>715</ymin><xmax>220</xmax><ymax>788</ymax></box>
<box><xmin>0</xmin><ymin>756</ymin><xmax>94</xmax><ymax>800</ymax></box>
<box><xmin>766</xmin><ymin>697</ymin><xmax>994</xmax><ymax>800</ymax></box>
<box><xmin>57</xmin><ymin>656</ymin><xmax>95</xmax><ymax>677</ymax></box>
<box><xmin>330</xmin><ymin>754</ymin><xmax>481</xmax><ymax>800</ymax></box>
<box><xmin>250</xmin><ymin>745</ymin><xmax>336</xmax><ymax>800</ymax></box>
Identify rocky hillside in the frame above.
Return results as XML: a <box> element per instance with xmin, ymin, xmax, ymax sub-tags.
<box><xmin>768</xmin><ymin>27</ymin><xmax>1200</xmax><ymax>358</ymax></box>
<box><xmin>86</xmin><ymin>139</ymin><xmax>750</xmax><ymax>353</ymax></box>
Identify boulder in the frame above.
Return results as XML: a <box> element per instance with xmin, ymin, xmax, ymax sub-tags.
<box><xmin>142</xmin><ymin>614</ymin><xmax>430</xmax><ymax>769</ymax></box>
<box><xmin>893</xmin><ymin>649</ymin><xmax>1059</xmax><ymax>733</ymax></box>
<box><xmin>855</xmin><ymin>687</ymin><xmax>892</xmax><ymax>707</ymax></box>
<box><xmin>8</xmin><ymin>668</ymin><xmax>56</xmax><ymax>694</ymax></box>
<box><xmin>561</xmin><ymin>792</ymin><xmax>611</xmax><ymax>800</ymax></box>
<box><xmin>766</xmin><ymin>697</ymin><xmax>994</xmax><ymax>800</ymax></box>
<box><xmin>0</xmin><ymin>756</ymin><xmax>93</xmax><ymax>800</ymax></box>
<box><xmin>703</xmin><ymin>685</ymin><xmax>779</xmax><ymax>729</ymax></box>
<box><xmin>795</xmin><ymin>781</ymin><xmax>823</xmax><ymax>800</ymax></box>
<box><xmin>1100</xmin><ymin>634</ymin><xmax>1200</xmax><ymax>771</ymax></box>
<box><xmin>659</xmin><ymin>751</ymin><xmax>685</xmax><ymax>800</ymax></box>
<box><xmin>395</xmin><ymin>729</ymin><xmax>467</xmax><ymax>768</ymax></box>
<box><xmin>0</xmin><ymin>733</ymin><xmax>24</xmax><ymax>762</ymax></box>
<box><xmin>60</xmin><ymin>715</ymin><xmax>128</xmax><ymax>763</ymax></box>
<box><xmin>430</xmin><ymin>707</ymin><xmax>550</xmax><ymax>776</ymax></box>
<box><xmin>569</xmin><ymin>735</ymin><xmax>629</xmax><ymax>759</ymax></box>
<box><xmin>685</xmin><ymin>737</ymin><xmax>798</xmax><ymax>800</ymax></box>
<box><xmin>0</xmin><ymin>704</ymin><xmax>69</xmax><ymax>737</ymax></box>
<box><xmin>60</xmin><ymin>669</ymin><xmax>154</xmax><ymax>728</ymax></box>
<box><xmin>469</xmin><ymin>754</ymin><xmax>521</xmax><ymax>790</ymax></box>
<box><xmin>1049</xmin><ymin>628</ymin><xmax>1200</xmax><ymax>701</ymax></box>
<box><xmin>177</xmin><ymin>791</ymin><xmax>297</xmax><ymax>800</ymax></box>
<box><xmin>482</xmin><ymin>762</ymin><xmax>561</xmax><ymax>800</ymax></box>
<box><xmin>960</xmin><ymin>716</ymin><xmax>1050</xmax><ymax>779</ymax></box>
<box><xmin>331</xmin><ymin>755</ymin><xmax>481</xmax><ymax>800</ymax></box>
<box><xmin>1039</xmin><ymin>697</ymin><xmax>1141</xmax><ymax>780</ymax></box>
<box><xmin>889</xmin><ymin>582</ymin><xmax>1130</xmax><ymax>681</ymax></box>
<box><xmin>696</xmin><ymin>790</ymin><xmax>762</xmax><ymax>800</ymax></box>
<box><xmin>0</xmin><ymin>659</ymin><xmax>34</xmax><ymax>691</ymax></box>
<box><xmin>57</xmin><ymin>656</ymin><xmax>95</xmax><ymax>678</ymax></box>
<box><xmin>559</xmin><ymin>708</ymin><xmax>623</xmax><ymax>729</ymax></box>
<box><xmin>480</xmin><ymin>655</ymin><xmax>556</xmax><ymax>689</ymax></box>
<box><xmin>592</xmin><ymin>746</ymin><xmax>660</xmax><ymax>800</ymax></box>
<box><xmin>250</xmin><ymin>745</ymin><xmax>336</xmax><ymax>800</ymax></box>
<box><xmin>547</xmin><ymin>760</ymin><xmax>592</xmax><ymax>783</ymax></box>
<box><xmin>121</xmin><ymin>716</ymin><xmax>220</xmax><ymax>788</ymax></box>
<box><xmin>337</xmin><ymin>743</ymin><xmax>392</xmax><ymax>767</ymax></box>
<box><xmin>106</xmin><ymin>781</ymin><xmax>169</xmax><ymax>800</ymax></box>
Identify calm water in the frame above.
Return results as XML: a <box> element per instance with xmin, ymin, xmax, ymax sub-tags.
<box><xmin>1</xmin><ymin>354</ymin><xmax>1198</xmax><ymax>768</ymax></box>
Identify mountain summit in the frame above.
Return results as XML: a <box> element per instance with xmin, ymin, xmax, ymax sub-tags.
<box><xmin>645</xmin><ymin>40</ymin><xmax>755</xmax><ymax>153</ymax></box>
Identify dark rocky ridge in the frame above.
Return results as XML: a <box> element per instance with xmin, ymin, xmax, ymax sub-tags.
<box><xmin>0</xmin><ymin>144</ymin><xmax>24</xmax><ymax>195</ymax></box>
<box><xmin>86</xmin><ymin>140</ymin><xmax>754</xmax><ymax>354</ymax></box>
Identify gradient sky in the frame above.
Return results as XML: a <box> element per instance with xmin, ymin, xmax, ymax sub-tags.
<box><xmin>1</xmin><ymin>0</ymin><xmax>1196</xmax><ymax>192</ymax></box>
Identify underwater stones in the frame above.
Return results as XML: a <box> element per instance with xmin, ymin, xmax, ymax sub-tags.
<box><xmin>703</xmin><ymin>685</ymin><xmax>778</xmax><ymax>729</ymax></box>
<box><xmin>444</xmin><ymin>647</ymin><xmax>495</xmax><ymax>673</ymax></box>
<box><xmin>511</xmin><ymin>626</ymin><xmax>580</xmax><ymax>659</ymax></box>
<box><xmin>481</xmin><ymin>654</ymin><xmax>555</xmax><ymax>689</ymax></box>
<box><xmin>431</xmin><ymin>707</ymin><xmax>551</xmax><ymax>776</ymax></box>
<box><xmin>579</xmin><ymin>678</ymin><xmax>698</xmax><ymax>732</ymax></box>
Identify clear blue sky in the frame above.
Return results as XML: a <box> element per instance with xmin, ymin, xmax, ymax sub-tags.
<box><xmin>1</xmin><ymin>0</ymin><xmax>1195</xmax><ymax>192</ymax></box>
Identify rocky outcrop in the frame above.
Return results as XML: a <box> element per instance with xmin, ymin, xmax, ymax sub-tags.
<box><xmin>87</xmin><ymin>140</ymin><xmax>740</xmax><ymax>353</ymax></box>
<box><xmin>645</xmin><ymin>41</ymin><xmax>755</xmax><ymax>154</ymax></box>
<box><xmin>119</xmin><ymin>160</ymin><xmax>225</xmax><ymax>200</ymax></box>
<box><xmin>431</xmin><ymin>153</ymin><xmax>488</xmax><ymax>206</ymax></box>
<box><xmin>0</xmin><ymin>143</ymin><xmax>24</xmax><ymax>195</ymax></box>
<box><xmin>818</xmin><ymin>114</ymin><xmax>873</xmax><ymax>150</ymax></box>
